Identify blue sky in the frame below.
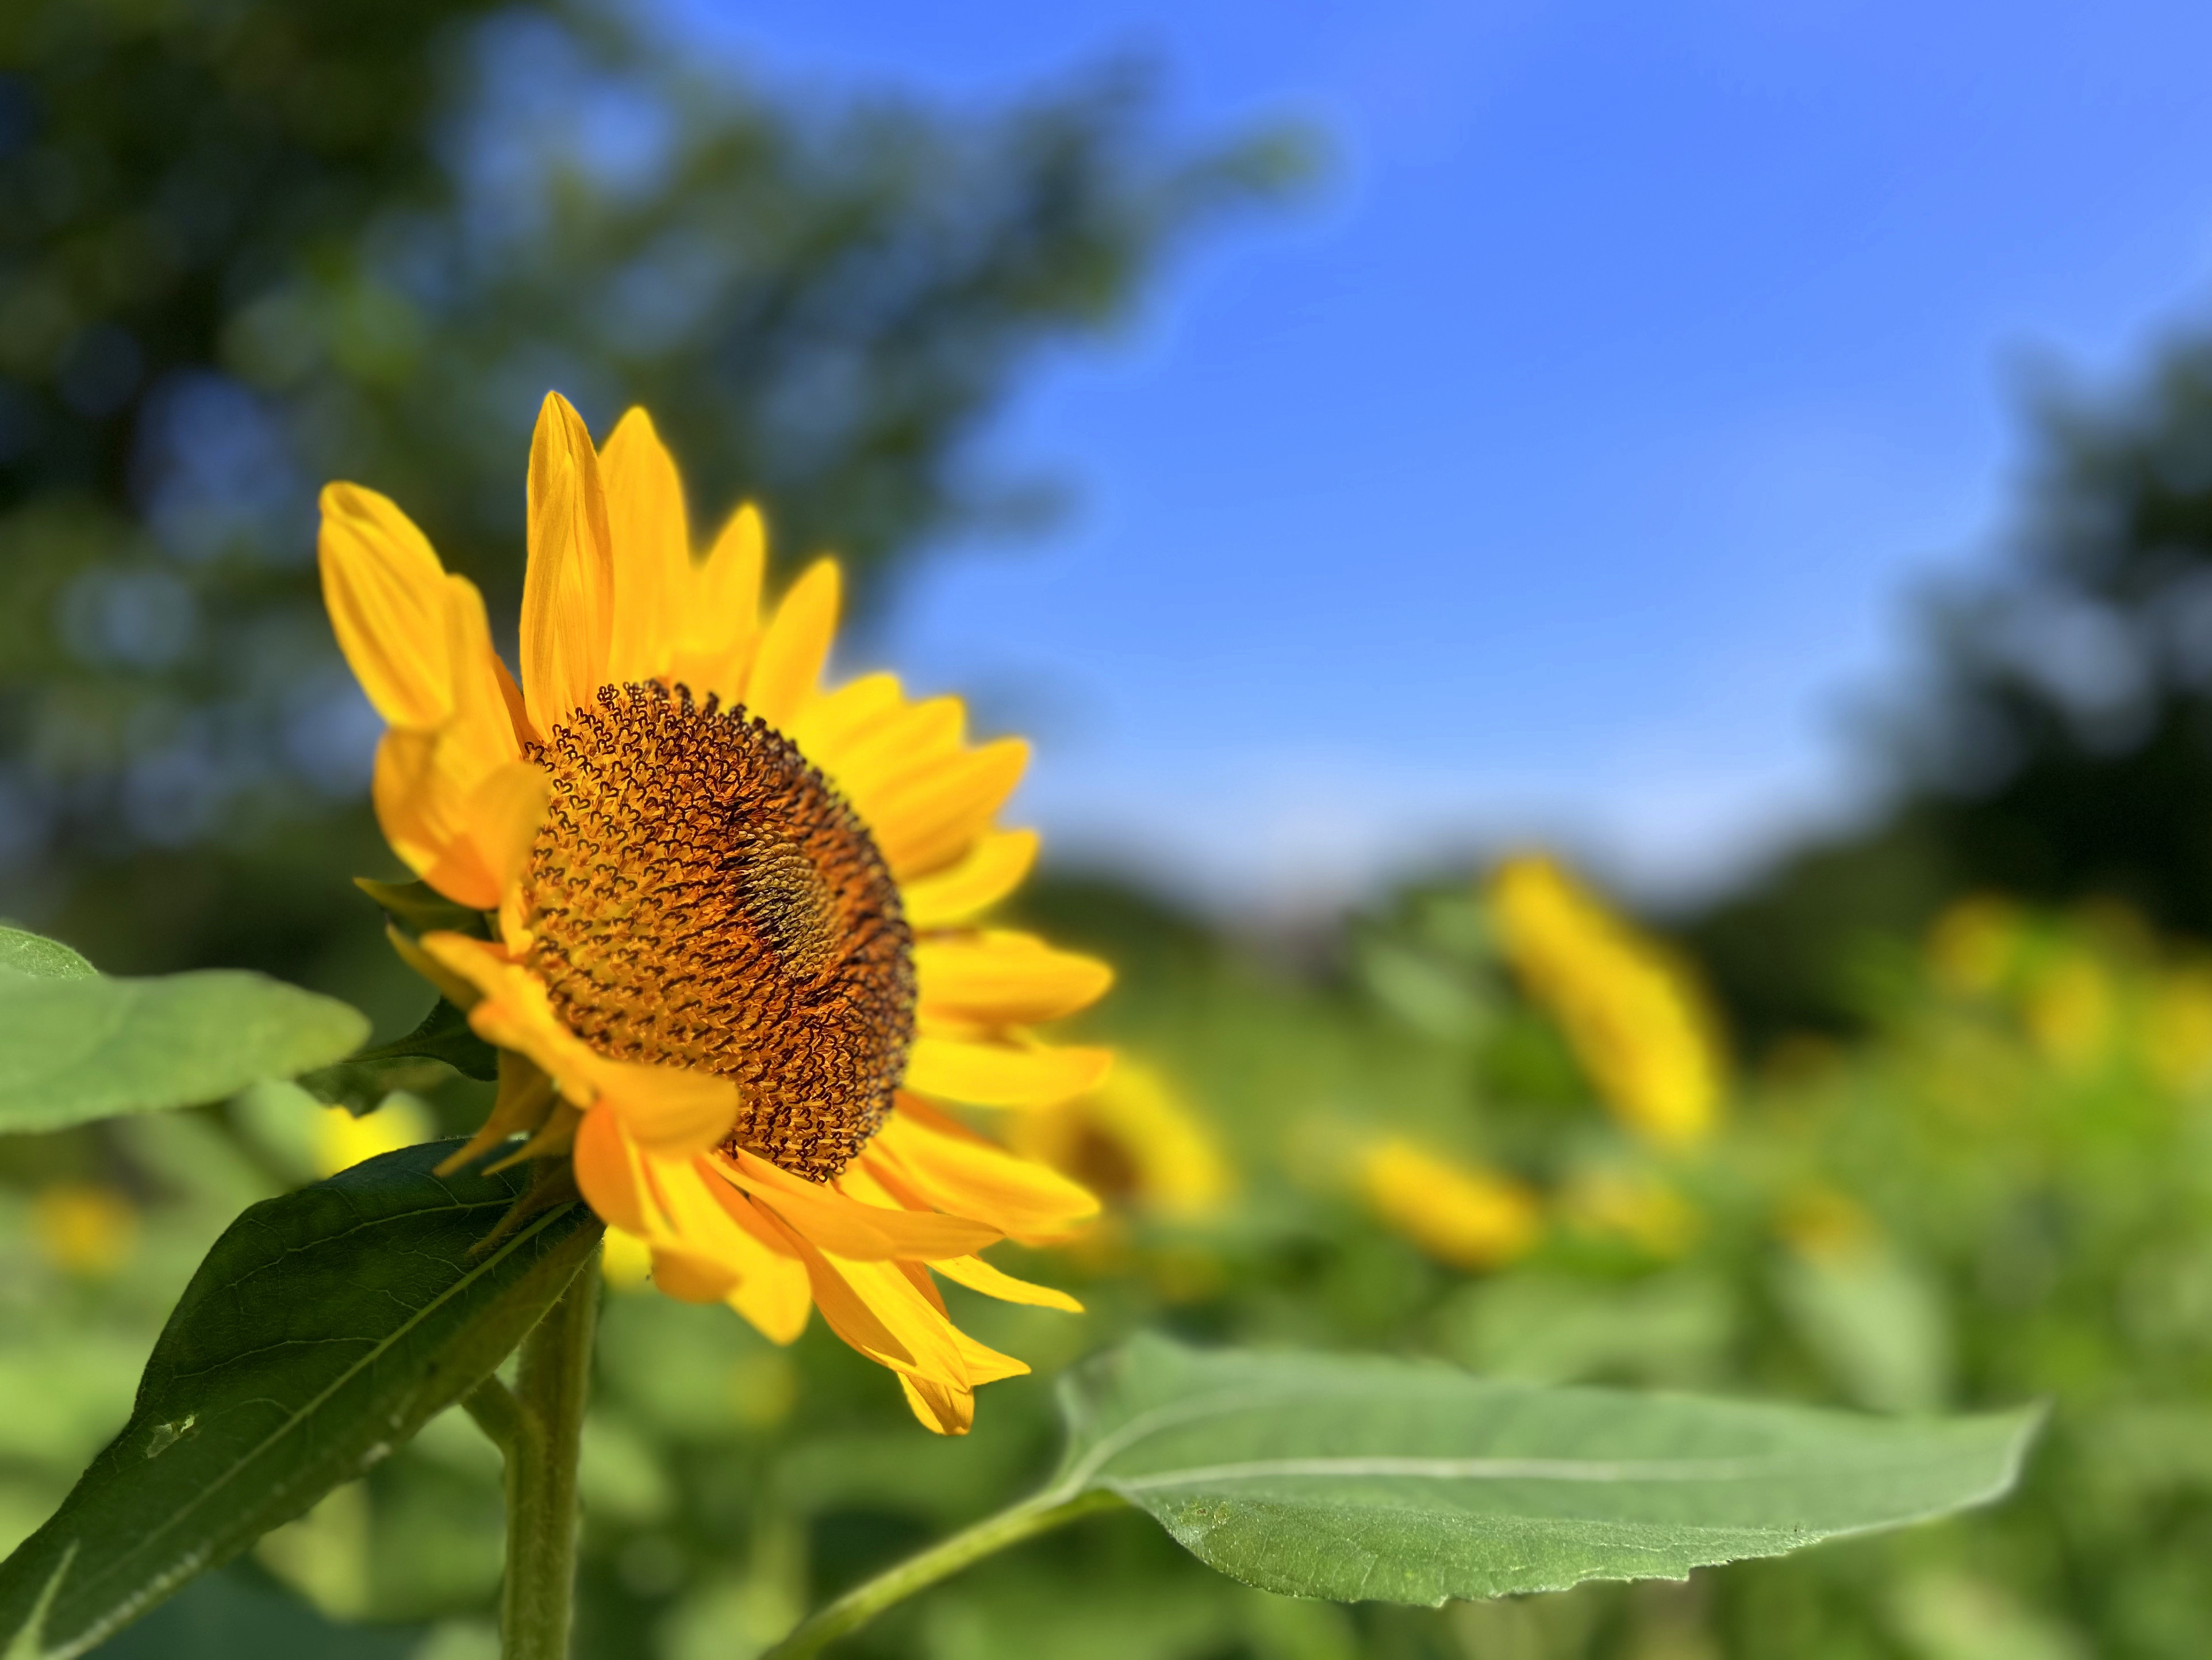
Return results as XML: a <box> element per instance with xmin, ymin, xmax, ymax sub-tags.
<box><xmin>663</xmin><ymin>0</ymin><xmax>2212</xmax><ymax>911</ymax></box>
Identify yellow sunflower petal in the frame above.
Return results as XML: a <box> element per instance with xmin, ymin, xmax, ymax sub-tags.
<box><xmin>574</xmin><ymin>1103</ymin><xmax>650</xmax><ymax>1233</ymax></box>
<box><xmin>902</xmin><ymin>830</ymin><xmax>1040</xmax><ymax>929</ymax></box>
<box><xmin>414</xmin><ymin>759</ymin><xmax>548</xmax><ymax>913</ymax></box>
<box><xmin>471</xmin><ymin>759</ymin><xmax>551</xmax><ymax>894</ymax></box>
<box><xmin>573</xmin><ymin>1113</ymin><xmax>795</xmax><ymax>1312</ymax></box>
<box><xmin>827</xmin><ymin>1251</ymin><xmax>976</xmax><ymax>1400</ymax></box>
<box><xmin>744</xmin><ymin>558</ymin><xmax>840</xmax><ymax>731</ymax></box>
<box><xmin>491</xmin><ymin>651</ymin><xmax>541</xmax><ymax>749</ymax></box>
<box><xmin>893</xmin><ymin>1262</ymin><xmax>1032</xmax><ymax>1385</ymax></box>
<box><xmin>833</xmin><ymin>696</ymin><xmax>965</xmax><ymax>802</ymax></box>
<box><xmin>586</xmin><ymin>1060</ymin><xmax>739</xmax><ymax>1155</ymax></box>
<box><xmin>718</xmin><ymin>1148</ymin><xmax>1001</xmax><ymax>1260</ymax></box>
<box><xmin>906</xmin><ymin>1033</ymin><xmax>1112</xmax><ymax>1109</ymax></box>
<box><xmin>633</xmin><ymin>1155</ymin><xmax>765</xmax><ymax>1302</ymax></box>
<box><xmin>784</xmin><ymin>671</ymin><xmax>904</xmax><ymax>770</ymax></box>
<box><xmin>869</xmin><ymin>1100</ymin><xmax>1100</xmax><ymax>1241</ymax></box>
<box><xmin>521</xmin><ymin>391</ymin><xmax>614</xmax><ymax>731</ymax></box>
<box><xmin>601</xmin><ymin>407</ymin><xmax>691</xmax><ymax>687</ymax></box>
<box><xmin>946</xmin><ymin>1329</ymin><xmax>1029</xmax><ymax>1387</ymax></box>
<box><xmin>317</xmin><ymin>483</ymin><xmax>454</xmax><ymax>729</ymax></box>
<box><xmin>443</xmin><ymin>571</ymin><xmax>525</xmax><ymax>742</ymax></box>
<box><xmin>645</xmin><ymin>1251</ymin><xmax>740</xmax><ymax>1304</ymax></box>
<box><xmin>929</xmin><ymin>1253</ymin><xmax>1083</xmax><ymax>1313</ymax></box>
<box><xmin>380</xmin><ymin>577</ymin><xmax>527</xmax><ymax>886</ymax></box>
<box><xmin>757</xmin><ymin>1214</ymin><xmax>917</xmax><ymax>1371</ymax></box>
<box><xmin>417</xmin><ymin>933</ymin><xmax>600</xmax><ymax>1101</ymax></box>
<box><xmin>371</xmin><ymin>730</ymin><xmax>471</xmax><ymax>897</ymax></box>
<box><xmin>871</xmin><ymin>738</ymin><xmax>1030</xmax><ymax>878</ymax></box>
<box><xmin>916</xmin><ymin>930</ymin><xmax>1113</xmax><ymax>1027</ymax></box>
<box><xmin>368</xmin><ymin>561</ymin><xmax>527</xmax><ymax>908</ymax></box>
<box><xmin>418</xmin><ymin>931</ymin><xmax>735</xmax><ymax>1157</ymax></box>
<box><xmin>667</xmin><ymin>501</ymin><xmax>767</xmax><ymax>707</ymax></box>
<box><xmin>698</xmin><ymin>1182</ymin><xmax>814</xmax><ymax>1343</ymax></box>
<box><xmin>897</xmin><ymin>1373</ymin><xmax>974</xmax><ymax>1436</ymax></box>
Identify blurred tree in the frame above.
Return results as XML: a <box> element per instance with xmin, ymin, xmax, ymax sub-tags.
<box><xmin>0</xmin><ymin>0</ymin><xmax>1301</xmax><ymax>991</ymax></box>
<box><xmin>1686</xmin><ymin>327</ymin><xmax>2212</xmax><ymax>1048</ymax></box>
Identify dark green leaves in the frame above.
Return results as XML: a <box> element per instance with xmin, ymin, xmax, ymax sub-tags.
<box><xmin>0</xmin><ymin>1142</ymin><xmax>601</xmax><ymax>1659</ymax></box>
<box><xmin>299</xmin><ymin>998</ymin><xmax>498</xmax><ymax>1114</ymax></box>
<box><xmin>1049</xmin><ymin>1336</ymin><xmax>2039</xmax><ymax>1604</ymax></box>
<box><xmin>0</xmin><ymin>927</ymin><xmax>370</xmax><ymax>1133</ymax></box>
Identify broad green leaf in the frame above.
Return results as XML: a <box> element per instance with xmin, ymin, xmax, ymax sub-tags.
<box><xmin>299</xmin><ymin>999</ymin><xmax>497</xmax><ymax>1114</ymax></box>
<box><xmin>0</xmin><ymin>1141</ymin><xmax>601</xmax><ymax>1659</ymax></box>
<box><xmin>0</xmin><ymin>930</ymin><xmax>370</xmax><ymax>1133</ymax></box>
<box><xmin>0</xmin><ymin>927</ymin><xmax>94</xmax><ymax>982</ymax></box>
<box><xmin>1047</xmin><ymin>1335</ymin><xmax>2038</xmax><ymax>1604</ymax></box>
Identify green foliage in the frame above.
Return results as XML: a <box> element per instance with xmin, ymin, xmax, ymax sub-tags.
<box><xmin>0</xmin><ymin>0</ymin><xmax>1301</xmax><ymax>1001</ymax></box>
<box><xmin>1687</xmin><ymin>321</ymin><xmax>2212</xmax><ymax>1041</ymax></box>
<box><xmin>352</xmin><ymin>880</ymin><xmax>491</xmax><ymax>943</ymax></box>
<box><xmin>0</xmin><ymin>932</ymin><xmax>91</xmax><ymax>980</ymax></box>
<box><xmin>0</xmin><ymin>1141</ymin><xmax>598</xmax><ymax>1658</ymax></box>
<box><xmin>330</xmin><ymin>998</ymin><xmax>498</xmax><ymax>1085</ymax></box>
<box><xmin>1050</xmin><ymin>1335</ymin><xmax>2033</xmax><ymax>1605</ymax></box>
<box><xmin>0</xmin><ymin>879</ymin><xmax>2153</xmax><ymax>1660</ymax></box>
<box><xmin>0</xmin><ymin>926</ymin><xmax>367</xmax><ymax>1132</ymax></box>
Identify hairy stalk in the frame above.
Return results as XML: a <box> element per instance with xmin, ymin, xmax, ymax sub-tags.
<box><xmin>761</xmin><ymin>1489</ymin><xmax>1126</xmax><ymax>1659</ymax></box>
<box><xmin>494</xmin><ymin>1243</ymin><xmax>601</xmax><ymax>1660</ymax></box>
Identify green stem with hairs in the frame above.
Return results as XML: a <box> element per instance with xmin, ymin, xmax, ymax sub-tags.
<box><xmin>468</xmin><ymin>1242</ymin><xmax>602</xmax><ymax>1660</ymax></box>
<box><xmin>761</xmin><ymin>1489</ymin><xmax>1126</xmax><ymax>1659</ymax></box>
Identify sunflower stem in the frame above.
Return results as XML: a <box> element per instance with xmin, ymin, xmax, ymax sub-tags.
<box><xmin>497</xmin><ymin>1240</ymin><xmax>601</xmax><ymax>1660</ymax></box>
<box><xmin>462</xmin><ymin>1372</ymin><xmax>527</xmax><ymax>1460</ymax></box>
<box><xmin>760</xmin><ymin>1488</ymin><xmax>1126</xmax><ymax>1659</ymax></box>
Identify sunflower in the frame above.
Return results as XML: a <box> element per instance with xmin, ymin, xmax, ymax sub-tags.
<box><xmin>317</xmin><ymin>392</ymin><xmax>1113</xmax><ymax>1433</ymax></box>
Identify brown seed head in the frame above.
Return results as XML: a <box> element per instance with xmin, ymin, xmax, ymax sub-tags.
<box><xmin>522</xmin><ymin>681</ymin><xmax>915</xmax><ymax>1179</ymax></box>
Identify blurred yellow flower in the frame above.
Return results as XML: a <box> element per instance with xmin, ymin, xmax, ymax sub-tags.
<box><xmin>1012</xmin><ymin>1059</ymin><xmax>1233</xmax><ymax>1222</ymax></box>
<box><xmin>1490</xmin><ymin>855</ymin><xmax>1725</xmax><ymax>1147</ymax></box>
<box><xmin>1561</xmin><ymin>1167</ymin><xmax>1703</xmax><ymax>1259</ymax></box>
<box><xmin>2145</xmin><ymin>966</ymin><xmax>2212</xmax><ymax>1092</ymax></box>
<box><xmin>1774</xmin><ymin>1183</ymin><xmax>1877</xmax><ymax>1263</ymax></box>
<box><xmin>2023</xmin><ymin>954</ymin><xmax>2113</xmax><ymax>1067</ymax></box>
<box><xmin>313</xmin><ymin>1094</ymin><xmax>437</xmax><ymax>1178</ymax></box>
<box><xmin>1926</xmin><ymin>896</ymin><xmax>2022</xmax><ymax>996</ymax></box>
<box><xmin>1357</xmin><ymin>1137</ymin><xmax>1541</xmax><ymax>1271</ymax></box>
<box><xmin>31</xmin><ymin>1182</ymin><xmax>138</xmax><ymax>1276</ymax></box>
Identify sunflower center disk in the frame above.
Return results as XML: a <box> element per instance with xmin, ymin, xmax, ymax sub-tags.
<box><xmin>523</xmin><ymin>681</ymin><xmax>915</xmax><ymax>1180</ymax></box>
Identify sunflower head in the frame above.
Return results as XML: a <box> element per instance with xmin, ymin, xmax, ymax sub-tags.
<box><xmin>318</xmin><ymin>393</ymin><xmax>1114</xmax><ymax>1433</ymax></box>
<box><xmin>525</xmin><ymin>680</ymin><xmax>914</xmax><ymax>1179</ymax></box>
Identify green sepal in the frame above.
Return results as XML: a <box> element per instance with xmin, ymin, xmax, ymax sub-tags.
<box><xmin>299</xmin><ymin>998</ymin><xmax>500</xmax><ymax>1114</ymax></box>
<box><xmin>354</xmin><ymin>877</ymin><xmax>491</xmax><ymax>941</ymax></box>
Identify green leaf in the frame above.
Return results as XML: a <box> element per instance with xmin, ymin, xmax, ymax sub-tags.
<box><xmin>0</xmin><ymin>931</ymin><xmax>371</xmax><ymax>1133</ymax></box>
<box><xmin>0</xmin><ymin>1141</ymin><xmax>601</xmax><ymax>1659</ymax></box>
<box><xmin>353</xmin><ymin>877</ymin><xmax>489</xmax><ymax>941</ymax></box>
<box><xmin>356</xmin><ymin>998</ymin><xmax>499</xmax><ymax>1080</ymax></box>
<box><xmin>298</xmin><ymin>999</ymin><xmax>498</xmax><ymax>1114</ymax></box>
<box><xmin>1046</xmin><ymin>1335</ymin><xmax>2039</xmax><ymax>1605</ymax></box>
<box><xmin>0</xmin><ymin>927</ymin><xmax>94</xmax><ymax>981</ymax></box>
